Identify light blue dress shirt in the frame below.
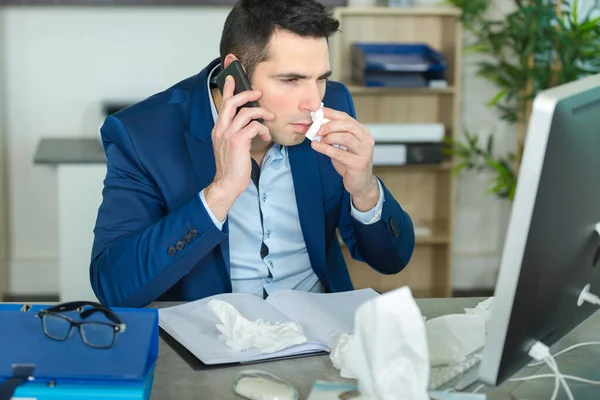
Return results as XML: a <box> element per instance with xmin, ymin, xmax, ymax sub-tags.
<box><xmin>199</xmin><ymin>63</ymin><xmax>384</xmax><ymax>297</ymax></box>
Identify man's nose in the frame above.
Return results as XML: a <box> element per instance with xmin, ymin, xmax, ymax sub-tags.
<box><xmin>300</xmin><ymin>83</ymin><xmax>323</xmax><ymax>113</ymax></box>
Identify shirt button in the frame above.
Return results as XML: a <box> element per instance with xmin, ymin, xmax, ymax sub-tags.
<box><xmin>262</xmin><ymin>193</ymin><xmax>267</xmax><ymax>202</ymax></box>
<box><xmin>269</xmin><ymin>260</ymin><xmax>274</xmax><ymax>268</ymax></box>
<box><xmin>267</xmin><ymin>230</ymin><xmax>271</xmax><ymax>238</ymax></box>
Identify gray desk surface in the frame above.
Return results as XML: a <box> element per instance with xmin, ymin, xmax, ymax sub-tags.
<box><xmin>34</xmin><ymin>138</ymin><xmax>106</xmax><ymax>164</ymax></box>
<box><xmin>150</xmin><ymin>298</ymin><xmax>600</xmax><ymax>400</ymax></box>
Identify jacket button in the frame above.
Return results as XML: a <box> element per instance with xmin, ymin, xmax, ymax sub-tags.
<box><xmin>189</xmin><ymin>229</ymin><xmax>198</xmax><ymax>238</ymax></box>
<box><xmin>167</xmin><ymin>246</ymin><xmax>177</xmax><ymax>256</ymax></box>
<box><xmin>182</xmin><ymin>234</ymin><xmax>191</xmax><ymax>244</ymax></box>
<box><xmin>176</xmin><ymin>241</ymin><xmax>185</xmax><ymax>250</ymax></box>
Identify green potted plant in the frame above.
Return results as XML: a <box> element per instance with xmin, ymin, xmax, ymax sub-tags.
<box><xmin>445</xmin><ymin>0</ymin><xmax>600</xmax><ymax>201</ymax></box>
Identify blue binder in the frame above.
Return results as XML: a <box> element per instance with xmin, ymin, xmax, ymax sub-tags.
<box><xmin>351</xmin><ymin>43</ymin><xmax>448</xmax><ymax>87</ymax></box>
<box><xmin>0</xmin><ymin>304</ymin><xmax>158</xmax><ymax>400</ymax></box>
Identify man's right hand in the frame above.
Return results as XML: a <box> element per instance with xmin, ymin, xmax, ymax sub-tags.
<box><xmin>204</xmin><ymin>75</ymin><xmax>275</xmax><ymax>222</ymax></box>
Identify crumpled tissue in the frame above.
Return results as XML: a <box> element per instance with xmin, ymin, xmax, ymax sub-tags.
<box><xmin>305</xmin><ymin>102</ymin><xmax>347</xmax><ymax>150</ymax></box>
<box><xmin>329</xmin><ymin>333</ymin><xmax>355</xmax><ymax>379</ymax></box>
<box><xmin>332</xmin><ymin>286</ymin><xmax>430</xmax><ymax>400</ymax></box>
<box><xmin>426</xmin><ymin>314</ymin><xmax>486</xmax><ymax>366</ymax></box>
<box><xmin>464</xmin><ymin>297</ymin><xmax>494</xmax><ymax>329</ymax></box>
<box><xmin>207</xmin><ymin>299</ymin><xmax>307</xmax><ymax>354</ymax></box>
<box><xmin>305</xmin><ymin>102</ymin><xmax>330</xmax><ymax>142</ymax></box>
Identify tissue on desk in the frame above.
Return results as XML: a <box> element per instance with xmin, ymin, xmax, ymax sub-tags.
<box><xmin>329</xmin><ymin>333</ymin><xmax>355</xmax><ymax>379</ymax></box>
<box><xmin>464</xmin><ymin>297</ymin><xmax>494</xmax><ymax>328</ymax></box>
<box><xmin>207</xmin><ymin>299</ymin><xmax>307</xmax><ymax>354</ymax></box>
<box><xmin>426</xmin><ymin>314</ymin><xmax>486</xmax><ymax>367</ymax></box>
<box><xmin>340</xmin><ymin>286</ymin><xmax>430</xmax><ymax>400</ymax></box>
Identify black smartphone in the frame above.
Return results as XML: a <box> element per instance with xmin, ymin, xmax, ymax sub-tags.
<box><xmin>215</xmin><ymin>60</ymin><xmax>263</xmax><ymax>123</ymax></box>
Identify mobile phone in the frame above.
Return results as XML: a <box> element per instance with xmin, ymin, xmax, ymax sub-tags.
<box><xmin>215</xmin><ymin>60</ymin><xmax>263</xmax><ymax>123</ymax></box>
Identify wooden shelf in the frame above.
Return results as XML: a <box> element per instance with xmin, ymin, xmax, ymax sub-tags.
<box><xmin>346</xmin><ymin>84</ymin><xmax>456</xmax><ymax>95</ymax></box>
<box><xmin>374</xmin><ymin>162</ymin><xmax>452</xmax><ymax>173</ymax></box>
<box><xmin>334</xmin><ymin>6</ymin><xmax>461</xmax><ymax>17</ymax></box>
<box><xmin>338</xmin><ymin>219</ymin><xmax>450</xmax><ymax>248</ymax></box>
<box><xmin>332</xmin><ymin>6</ymin><xmax>462</xmax><ymax>298</ymax></box>
<box><xmin>415</xmin><ymin>220</ymin><xmax>451</xmax><ymax>245</ymax></box>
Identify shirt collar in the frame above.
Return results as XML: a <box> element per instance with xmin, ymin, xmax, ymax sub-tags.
<box><xmin>207</xmin><ymin>62</ymin><xmax>221</xmax><ymax>123</ymax></box>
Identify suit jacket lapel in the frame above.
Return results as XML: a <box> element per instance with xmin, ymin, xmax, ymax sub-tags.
<box><xmin>289</xmin><ymin>141</ymin><xmax>327</xmax><ymax>279</ymax></box>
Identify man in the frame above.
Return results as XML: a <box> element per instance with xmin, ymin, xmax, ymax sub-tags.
<box><xmin>90</xmin><ymin>0</ymin><xmax>415</xmax><ymax>307</ymax></box>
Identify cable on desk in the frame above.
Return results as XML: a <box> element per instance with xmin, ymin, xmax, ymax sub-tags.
<box><xmin>527</xmin><ymin>341</ymin><xmax>600</xmax><ymax>367</ymax></box>
<box><xmin>528</xmin><ymin>341</ymin><xmax>574</xmax><ymax>400</ymax></box>
<box><xmin>510</xmin><ymin>373</ymin><xmax>600</xmax><ymax>386</ymax></box>
<box><xmin>471</xmin><ymin>384</ymin><xmax>485</xmax><ymax>393</ymax></box>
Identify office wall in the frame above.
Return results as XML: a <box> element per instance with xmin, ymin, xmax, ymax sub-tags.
<box><xmin>0</xmin><ymin>9</ymin><xmax>6</xmax><ymax>297</ymax></box>
<box><xmin>0</xmin><ymin>2</ymin><xmax>543</xmax><ymax>295</ymax></box>
<box><xmin>2</xmin><ymin>7</ymin><xmax>230</xmax><ymax>294</ymax></box>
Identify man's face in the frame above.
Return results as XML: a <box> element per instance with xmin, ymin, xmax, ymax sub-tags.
<box><xmin>250</xmin><ymin>29</ymin><xmax>331</xmax><ymax>147</ymax></box>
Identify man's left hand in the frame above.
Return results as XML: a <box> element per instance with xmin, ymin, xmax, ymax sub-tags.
<box><xmin>311</xmin><ymin>107</ymin><xmax>379</xmax><ymax>212</ymax></box>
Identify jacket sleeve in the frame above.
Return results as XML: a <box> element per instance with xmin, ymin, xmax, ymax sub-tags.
<box><xmin>90</xmin><ymin>116</ymin><xmax>226</xmax><ymax>307</ymax></box>
<box><xmin>337</xmin><ymin>86</ymin><xmax>415</xmax><ymax>274</ymax></box>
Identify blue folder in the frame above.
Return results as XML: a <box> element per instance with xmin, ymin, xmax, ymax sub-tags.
<box><xmin>351</xmin><ymin>43</ymin><xmax>448</xmax><ymax>87</ymax></box>
<box><xmin>0</xmin><ymin>304</ymin><xmax>158</xmax><ymax>400</ymax></box>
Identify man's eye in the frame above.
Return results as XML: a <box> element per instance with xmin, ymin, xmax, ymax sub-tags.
<box><xmin>282</xmin><ymin>78</ymin><xmax>298</xmax><ymax>84</ymax></box>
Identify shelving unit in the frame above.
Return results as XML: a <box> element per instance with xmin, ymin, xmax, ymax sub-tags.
<box><xmin>332</xmin><ymin>6</ymin><xmax>462</xmax><ymax>298</ymax></box>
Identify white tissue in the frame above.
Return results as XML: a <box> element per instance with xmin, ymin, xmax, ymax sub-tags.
<box><xmin>426</xmin><ymin>314</ymin><xmax>486</xmax><ymax>366</ymax></box>
<box><xmin>207</xmin><ymin>299</ymin><xmax>308</xmax><ymax>354</ymax></box>
<box><xmin>340</xmin><ymin>287</ymin><xmax>430</xmax><ymax>400</ymax></box>
<box><xmin>464</xmin><ymin>297</ymin><xmax>494</xmax><ymax>329</ymax></box>
<box><xmin>305</xmin><ymin>102</ymin><xmax>347</xmax><ymax>151</ymax></box>
<box><xmin>329</xmin><ymin>333</ymin><xmax>355</xmax><ymax>379</ymax></box>
<box><xmin>305</xmin><ymin>102</ymin><xmax>330</xmax><ymax>142</ymax></box>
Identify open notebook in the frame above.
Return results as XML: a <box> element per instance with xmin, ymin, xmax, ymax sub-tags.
<box><xmin>158</xmin><ymin>288</ymin><xmax>379</xmax><ymax>365</ymax></box>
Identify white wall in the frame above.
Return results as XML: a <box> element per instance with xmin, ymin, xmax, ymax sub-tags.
<box><xmin>0</xmin><ymin>9</ymin><xmax>6</xmax><ymax>296</ymax></box>
<box><xmin>2</xmin><ymin>7</ymin><xmax>231</xmax><ymax>294</ymax></box>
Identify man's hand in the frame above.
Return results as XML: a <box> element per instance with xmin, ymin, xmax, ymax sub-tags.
<box><xmin>311</xmin><ymin>107</ymin><xmax>379</xmax><ymax>212</ymax></box>
<box><xmin>204</xmin><ymin>75</ymin><xmax>275</xmax><ymax>221</ymax></box>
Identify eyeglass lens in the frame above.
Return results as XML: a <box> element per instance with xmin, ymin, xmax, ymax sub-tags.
<box><xmin>80</xmin><ymin>323</ymin><xmax>115</xmax><ymax>348</ymax></box>
<box><xmin>43</xmin><ymin>314</ymin><xmax>115</xmax><ymax>348</ymax></box>
<box><xmin>42</xmin><ymin>314</ymin><xmax>71</xmax><ymax>340</ymax></box>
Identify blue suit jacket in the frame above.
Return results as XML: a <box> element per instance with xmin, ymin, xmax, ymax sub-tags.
<box><xmin>90</xmin><ymin>58</ymin><xmax>415</xmax><ymax>307</ymax></box>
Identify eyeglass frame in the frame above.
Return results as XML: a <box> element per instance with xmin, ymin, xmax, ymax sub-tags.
<box><xmin>36</xmin><ymin>301</ymin><xmax>126</xmax><ymax>349</ymax></box>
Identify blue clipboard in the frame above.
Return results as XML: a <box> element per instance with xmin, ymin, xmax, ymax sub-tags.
<box><xmin>0</xmin><ymin>304</ymin><xmax>158</xmax><ymax>400</ymax></box>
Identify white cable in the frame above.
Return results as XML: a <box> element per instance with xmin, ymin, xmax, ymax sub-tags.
<box><xmin>528</xmin><ymin>341</ymin><xmax>574</xmax><ymax>400</ymax></box>
<box><xmin>510</xmin><ymin>373</ymin><xmax>600</xmax><ymax>385</ymax></box>
<box><xmin>528</xmin><ymin>341</ymin><xmax>600</xmax><ymax>367</ymax></box>
<box><xmin>547</xmin><ymin>359</ymin><xmax>561</xmax><ymax>400</ymax></box>
<box><xmin>546</xmin><ymin>356</ymin><xmax>574</xmax><ymax>400</ymax></box>
<box><xmin>471</xmin><ymin>384</ymin><xmax>485</xmax><ymax>393</ymax></box>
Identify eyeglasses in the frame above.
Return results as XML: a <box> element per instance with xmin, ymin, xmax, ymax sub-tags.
<box><xmin>36</xmin><ymin>301</ymin><xmax>126</xmax><ymax>349</ymax></box>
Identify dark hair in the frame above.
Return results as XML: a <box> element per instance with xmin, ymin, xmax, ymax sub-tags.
<box><xmin>219</xmin><ymin>0</ymin><xmax>340</xmax><ymax>81</ymax></box>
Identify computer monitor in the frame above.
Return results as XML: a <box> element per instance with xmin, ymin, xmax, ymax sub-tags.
<box><xmin>478</xmin><ymin>73</ymin><xmax>600</xmax><ymax>386</ymax></box>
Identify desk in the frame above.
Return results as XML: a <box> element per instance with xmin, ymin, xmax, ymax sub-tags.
<box><xmin>150</xmin><ymin>298</ymin><xmax>600</xmax><ymax>400</ymax></box>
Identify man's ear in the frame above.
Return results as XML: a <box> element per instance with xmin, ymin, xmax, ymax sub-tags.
<box><xmin>223</xmin><ymin>53</ymin><xmax>240</xmax><ymax>69</ymax></box>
